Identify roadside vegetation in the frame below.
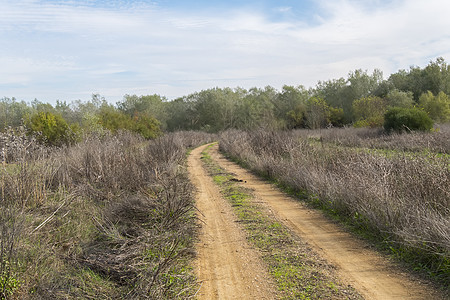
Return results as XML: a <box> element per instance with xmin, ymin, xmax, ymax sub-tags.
<box><xmin>1</xmin><ymin>57</ymin><xmax>449</xmax><ymax>298</ymax></box>
<box><xmin>201</xmin><ymin>144</ymin><xmax>362</xmax><ymax>299</ymax></box>
<box><xmin>0</xmin><ymin>129</ymin><xmax>214</xmax><ymax>299</ymax></box>
<box><xmin>219</xmin><ymin>127</ymin><xmax>449</xmax><ymax>290</ymax></box>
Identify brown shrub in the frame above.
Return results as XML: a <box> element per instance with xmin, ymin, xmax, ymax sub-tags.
<box><xmin>219</xmin><ymin>129</ymin><xmax>450</xmax><ymax>261</ymax></box>
<box><xmin>2</xmin><ymin>130</ymin><xmax>214</xmax><ymax>299</ymax></box>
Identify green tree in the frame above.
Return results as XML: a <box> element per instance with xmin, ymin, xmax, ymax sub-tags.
<box><xmin>418</xmin><ymin>91</ymin><xmax>450</xmax><ymax>123</ymax></box>
<box><xmin>328</xmin><ymin>106</ymin><xmax>345</xmax><ymax>127</ymax></box>
<box><xmin>98</xmin><ymin>103</ymin><xmax>161</xmax><ymax>138</ymax></box>
<box><xmin>352</xmin><ymin>96</ymin><xmax>387</xmax><ymax>128</ymax></box>
<box><xmin>305</xmin><ymin>97</ymin><xmax>331</xmax><ymax>129</ymax></box>
<box><xmin>315</xmin><ymin>69</ymin><xmax>384</xmax><ymax>123</ymax></box>
<box><xmin>131</xmin><ymin>114</ymin><xmax>161</xmax><ymax>139</ymax></box>
<box><xmin>386</xmin><ymin>89</ymin><xmax>414</xmax><ymax>108</ymax></box>
<box><xmin>275</xmin><ymin>85</ymin><xmax>309</xmax><ymax>128</ymax></box>
<box><xmin>0</xmin><ymin>97</ymin><xmax>31</xmax><ymax>130</ymax></box>
<box><xmin>388</xmin><ymin>58</ymin><xmax>450</xmax><ymax>101</ymax></box>
<box><xmin>118</xmin><ymin>94</ymin><xmax>168</xmax><ymax>129</ymax></box>
<box><xmin>97</xmin><ymin>104</ymin><xmax>133</xmax><ymax>133</ymax></box>
<box><xmin>165</xmin><ymin>97</ymin><xmax>192</xmax><ymax>131</ymax></box>
<box><xmin>238</xmin><ymin>86</ymin><xmax>277</xmax><ymax>129</ymax></box>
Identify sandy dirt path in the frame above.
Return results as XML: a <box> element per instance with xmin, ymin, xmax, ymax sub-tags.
<box><xmin>188</xmin><ymin>144</ymin><xmax>275</xmax><ymax>300</ymax></box>
<box><xmin>207</xmin><ymin>144</ymin><xmax>444</xmax><ymax>300</ymax></box>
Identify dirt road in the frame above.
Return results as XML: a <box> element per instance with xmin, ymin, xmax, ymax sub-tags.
<box><xmin>188</xmin><ymin>144</ymin><xmax>275</xmax><ymax>300</ymax></box>
<box><xmin>189</xmin><ymin>143</ymin><xmax>444</xmax><ymax>300</ymax></box>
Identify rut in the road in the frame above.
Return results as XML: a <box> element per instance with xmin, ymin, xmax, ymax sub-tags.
<box><xmin>188</xmin><ymin>144</ymin><xmax>275</xmax><ymax>300</ymax></box>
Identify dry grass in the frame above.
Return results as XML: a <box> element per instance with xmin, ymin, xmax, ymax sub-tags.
<box><xmin>1</xmin><ymin>130</ymin><xmax>214</xmax><ymax>299</ymax></box>
<box><xmin>297</xmin><ymin>124</ymin><xmax>450</xmax><ymax>154</ymax></box>
<box><xmin>219</xmin><ymin>128</ymin><xmax>449</xmax><ymax>288</ymax></box>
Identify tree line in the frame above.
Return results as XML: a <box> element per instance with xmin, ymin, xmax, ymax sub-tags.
<box><xmin>1</xmin><ymin>58</ymin><xmax>450</xmax><ymax>144</ymax></box>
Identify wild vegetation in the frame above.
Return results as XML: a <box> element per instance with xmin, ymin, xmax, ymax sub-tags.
<box><xmin>219</xmin><ymin>127</ymin><xmax>449</xmax><ymax>288</ymax></box>
<box><xmin>0</xmin><ymin>129</ymin><xmax>214</xmax><ymax>299</ymax></box>
<box><xmin>1</xmin><ymin>58</ymin><xmax>449</xmax><ymax>298</ymax></box>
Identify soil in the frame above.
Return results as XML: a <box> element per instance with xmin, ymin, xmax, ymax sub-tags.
<box><xmin>189</xmin><ymin>143</ymin><xmax>445</xmax><ymax>300</ymax></box>
<box><xmin>188</xmin><ymin>144</ymin><xmax>276</xmax><ymax>300</ymax></box>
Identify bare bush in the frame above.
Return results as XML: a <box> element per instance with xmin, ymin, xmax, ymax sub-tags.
<box><xmin>294</xmin><ymin>125</ymin><xmax>450</xmax><ymax>154</ymax></box>
<box><xmin>220</xmin><ymin>129</ymin><xmax>450</xmax><ymax>274</ymax></box>
<box><xmin>2</xmin><ymin>130</ymin><xmax>214</xmax><ymax>298</ymax></box>
<box><xmin>0</xmin><ymin>127</ymin><xmax>48</xmax><ymax>163</ymax></box>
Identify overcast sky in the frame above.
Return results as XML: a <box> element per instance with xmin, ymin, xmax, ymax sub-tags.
<box><xmin>1</xmin><ymin>0</ymin><xmax>450</xmax><ymax>104</ymax></box>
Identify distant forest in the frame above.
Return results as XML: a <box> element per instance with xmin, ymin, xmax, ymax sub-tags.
<box><xmin>1</xmin><ymin>57</ymin><xmax>450</xmax><ymax>144</ymax></box>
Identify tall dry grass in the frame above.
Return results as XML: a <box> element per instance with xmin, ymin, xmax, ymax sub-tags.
<box><xmin>297</xmin><ymin>124</ymin><xmax>450</xmax><ymax>154</ymax></box>
<box><xmin>1</xmin><ymin>130</ymin><xmax>214</xmax><ymax>299</ymax></box>
<box><xmin>219</xmin><ymin>128</ymin><xmax>449</xmax><ymax>284</ymax></box>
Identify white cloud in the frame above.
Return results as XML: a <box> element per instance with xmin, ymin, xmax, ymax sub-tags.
<box><xmin>276</xmin><ymin>6</ymin><xmax>292</xmax><ymax>13</ymax></box>
<box><xmin>0</xmin><ymin>0</ymin><xmax>449</xmax><ymax>103</ymax></box>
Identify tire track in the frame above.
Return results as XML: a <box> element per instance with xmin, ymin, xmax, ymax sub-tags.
<box><xmin>189</xmin><ymin>144</ymin><xmax>275</xmax><ymax>300</ymax></box>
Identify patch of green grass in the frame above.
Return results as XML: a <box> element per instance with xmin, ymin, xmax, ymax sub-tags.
<box><xmin>201</xmin><ymin>146</ymin><xmax>362</xmax><ymax>300</ymax></box>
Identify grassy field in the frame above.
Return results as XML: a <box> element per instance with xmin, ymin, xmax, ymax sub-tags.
<box><xmin>219</xmin><ymin>127</ymin><xmax>449</xmax><ymax>290</ymax></box>
<box><xmin>1</xmin><ymin>130</ymin><xmax>214</xmax><ymax>299</ymax></box>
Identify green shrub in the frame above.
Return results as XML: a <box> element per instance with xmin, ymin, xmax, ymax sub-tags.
<box><xmin>384</xmin><ymin>107</ymin><xmax>433</xmax><ymax>133</ymax></box>
<box><xmin>25</xmin><ymin>112</ymin><xmax>78</xmax><ymax>146</ymax></box>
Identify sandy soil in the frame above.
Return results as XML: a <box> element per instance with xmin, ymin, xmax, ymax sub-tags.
<box><xmin>188</xmin><ymin>144</ymin><xmax>276</xmax><ymax>300</ymax></box>
<box><xmin>206</xmin><ymin>143</ymin><xmax>445</xmax><ymax>300</ymax></box>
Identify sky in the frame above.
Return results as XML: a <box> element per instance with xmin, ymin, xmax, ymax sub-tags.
<box><xmin>1</xmin><ymin>0</ymin><xmax>450</xmax><ymax>104</ymax></box>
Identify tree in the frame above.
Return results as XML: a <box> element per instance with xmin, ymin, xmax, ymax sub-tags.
<box><xmin>236</xmin><ymin>87</ymin><xmax>277</xmax><ymax>130</ymax></box>
<box><xmin>328</xmin><ymin>106</ymin><xmax>345</xmax><ymax>127</ymax></box>
<box><xmin>418</xmin><ymin>91</ymin><xmax>450</xmax><ymax>123</ymax></box>
<box><xmin>352</xmin><ymin>96</ymin><xmax>387</xmax><ymax>128</ymax></box>
<box><xmin>422</xmin><ymin>57</ymin><xmax>450</xmax><ymax>96</ymax></box>
<box><xmin>97</xmin><ymin>103</ymin><xmax>161</xmax><ymax>138</ymax></box>
<box><xmin>118</xmin><ymin>94</ymin><xmax>168</xmax><ymax>129</ymax></box>
<box><xmin>314</xmin><ymin>69</ymin><xmax>384</xmax><ymax>123</ymax></box>
<box><xmin>165</xmin><ymin>98</ymin><xmax>192</xmax><ymax>131</ymax></box>
<box><xmin>274</xmin><ymin>85</ymin><xmax>309</xmax><ymax>128</ymax></box>
<box><xmin>97</xmin><ymin>104</ymin><xmax>133</xmax><ymax>133</ymax></box>
<box><xmin>131</xmin><ymin>114</ymin><xmax>161</xmax><ymax>139</ymax></box>
<box><xmin>386</xmin><ymin>89</ymin><xmax>414</xmax><ymax>108</ymax></box>
<box><xmin>305</xmin><ymin>97</ymin><xmax>331</xmax><ymax>129</ymax></box>
<box><xmin>388</xmin><ymin>58</ymin><xmax>450</xmax><ymax>101</ymax></box>
<box><xmin>0</xmin><ymin>97</ymin><xmax>31</xmax><ymax>130</ymax></box>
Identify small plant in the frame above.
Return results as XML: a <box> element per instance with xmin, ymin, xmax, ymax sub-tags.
<box><xmin>0</xmin><ymin>262</ymin><xmax>20</xmax><ymax>299</ymax></box>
